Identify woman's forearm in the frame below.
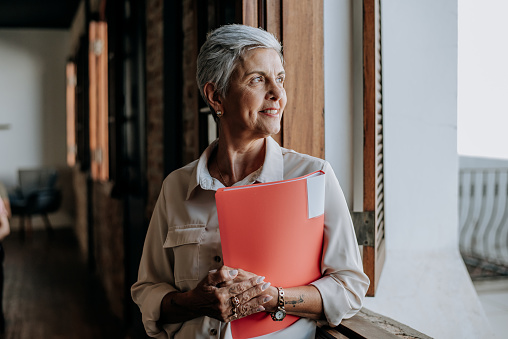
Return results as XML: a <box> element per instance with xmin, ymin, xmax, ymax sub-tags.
<box><xmin>265</xmin><ymin>285</ymin><xmax>324</xmax><ymax>320</ymax></box>
<box><xmin>285</xmin><ymin>286</ymin><xmax>324</xmax><ymax>320</ymax></box>
<box><xmin>159</xmin><ymin>291</ymin><xmax>203</xmax><ymax>324</ymax></box>
<box><xmin>161</xmin><ymin>285</ymin><xmax>324</xmax><ymax>326</ymax></box>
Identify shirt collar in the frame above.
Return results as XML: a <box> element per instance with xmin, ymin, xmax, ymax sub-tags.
<box><xmin>186</xmin><ymin>136</ymin><xmax>284</xmax><ymax>200</ymax></box>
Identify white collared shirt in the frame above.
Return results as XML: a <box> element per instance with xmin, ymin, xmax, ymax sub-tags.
<box><xmin>131</xmin><ymin>137</ymin><xmax>369</xmax><ymax>339</ymax></box>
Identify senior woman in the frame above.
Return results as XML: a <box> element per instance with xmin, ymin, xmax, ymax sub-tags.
<box><xmin>131</xmin><ymin>24</ymin><xmax>369</xmax><ymax>338</ymax></box>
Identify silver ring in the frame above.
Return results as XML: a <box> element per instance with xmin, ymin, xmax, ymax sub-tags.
<box><xmin>231</xmin><ymin>296</ymin><xmax>240</xmax><ymax>307</ymax></box>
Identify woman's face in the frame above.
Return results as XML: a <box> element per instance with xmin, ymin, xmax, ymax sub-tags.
<box><xmin>220</xmin><ymin>48</ymin><xmax>286</xmax><ymax>140</ymax></box>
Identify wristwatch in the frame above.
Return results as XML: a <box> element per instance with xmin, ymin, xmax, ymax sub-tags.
<box><xmin>271</xmin><ymin>287</ymin><xmax>286</xmax><ymax>321</ymax></box>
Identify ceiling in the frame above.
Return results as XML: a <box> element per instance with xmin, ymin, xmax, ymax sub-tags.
<box><xmin>0</xmin><ymin>0</ymin><xmax>81</xmax><ymax>29</ymax></box>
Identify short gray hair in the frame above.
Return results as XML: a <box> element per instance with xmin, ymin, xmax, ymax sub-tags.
<box><xmin>196</xmin><ymin>24</ymin><xmax>283</xmax><ymax>107</ymax></box>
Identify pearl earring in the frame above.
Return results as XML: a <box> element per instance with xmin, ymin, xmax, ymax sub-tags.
<box><xmin>216</xmin><ymin>110</ymin><xmax>223</xmax><ymax>118</ymax></box>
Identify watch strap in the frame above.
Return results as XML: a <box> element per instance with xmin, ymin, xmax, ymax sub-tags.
<box><xmin>270</xmin><ymin>286</ymin><xmax>286</xmax><ymax>321</ymax></box>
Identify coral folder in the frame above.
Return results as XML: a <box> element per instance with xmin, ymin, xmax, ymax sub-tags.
<box><xmin>216</xmin><ymin>170</ymin><xmax>326</xmax><ymax>339</ymax></box>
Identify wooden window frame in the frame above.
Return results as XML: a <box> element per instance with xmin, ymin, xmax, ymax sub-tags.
<box><xmin>352</xmin><ymin>0</ymin><xmax>385</xmax><ymax>297</ymax></box>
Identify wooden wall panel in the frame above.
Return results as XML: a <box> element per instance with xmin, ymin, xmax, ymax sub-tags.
<box><xmin>242</xmin><ymin>0</ymin><xmax>258</xmax><ymax>27</ymax></box>
<box><xmin>281</xmin><ymin>0</ymin><xmax>324</xmax><ymax>159</ymax></box>
<box><xmin>265</xmin><ymin>0</ymin><xmax>281</xmax><ymax>40</ymax></box>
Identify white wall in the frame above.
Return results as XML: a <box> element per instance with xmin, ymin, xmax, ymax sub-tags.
<box><xmin>458</xmin><ymin>0</ymin><xmax>508</xmax><ymax>160</ymax></box>
<box><xmin>361</xmin><ymin>1</ymin><xmax>492</xmax><ymax>338</ymax></box>
<box><xmin>0</xmin><ymin>29</ymin><xmax>70</xmax><ymax>188</ymax></box>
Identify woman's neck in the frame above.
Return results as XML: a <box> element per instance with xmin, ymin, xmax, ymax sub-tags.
<box><xmin>213</xmin><ymin>133</ymin><xmax>266</xmax><ymax>186</ymax></box>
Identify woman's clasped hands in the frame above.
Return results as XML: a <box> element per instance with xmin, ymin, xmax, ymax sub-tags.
<box><xmin>190</xmin><ymin>266</ymin><xmax>273</xmax><ymax>323</ymax></box>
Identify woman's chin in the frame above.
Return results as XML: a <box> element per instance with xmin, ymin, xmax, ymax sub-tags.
<box><xmin>263</xmin><ymin>125</ymin><xmax>281</xmax><ymax>137</ymax></box>
<box><xmin>260</xmin><ymin>117</ymin><xmax>282</xmax><ymax>136</ymax></box>
<box><xmin>249</xmin><ymin>127</ymin><xmax>280</xmax><ymax>140</ymax></box>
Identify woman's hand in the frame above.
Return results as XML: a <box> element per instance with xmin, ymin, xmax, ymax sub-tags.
<box><xmin>193</xmin><ymin>266</ymin><xmax>273</xmax><ymax>322</ymax></box>
<box><xmin>159</xmin><ymin>266</ymin><xmax>273</xmax><ymax>324</ymax></box>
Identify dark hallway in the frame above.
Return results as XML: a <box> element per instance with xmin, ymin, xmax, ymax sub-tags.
<box><xmin>2</xmin><ymin>228</ymin><xmax>128</xmax><ymax>339</ymax></box>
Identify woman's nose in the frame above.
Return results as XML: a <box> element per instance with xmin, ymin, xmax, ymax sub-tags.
<box><xmin>266</xmin><ymin>83</ymin><xmax>284</xmax><ymax>101</ymax></box>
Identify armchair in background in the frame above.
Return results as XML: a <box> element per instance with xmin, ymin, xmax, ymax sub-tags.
<box><xmin>8</xmin><ymin>168</ymin><xmax>62</xmax><ymax>237</ymax></box>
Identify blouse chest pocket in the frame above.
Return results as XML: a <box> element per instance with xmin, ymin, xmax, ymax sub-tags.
<box><xmin>163</xmin><ymin>224</ymin><xmax>205</xmax><ymax>283</ymax></box>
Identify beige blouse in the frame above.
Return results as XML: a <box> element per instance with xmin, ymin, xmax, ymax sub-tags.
<box><xmin>131</xmin><ymin>136</ymin><xmax>369</xmax><ymax>339</ymax></box>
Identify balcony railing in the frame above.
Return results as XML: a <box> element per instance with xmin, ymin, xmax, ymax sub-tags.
<box><xmin>459</xmin><ymin>168</ymin><xmax>508</xmax><ymax>277</ymax></box>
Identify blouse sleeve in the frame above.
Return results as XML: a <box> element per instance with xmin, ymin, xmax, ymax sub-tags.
<box><xmin>310</xmin><ymin>161</ymin><xmax>370</xmax><ymax>327</ymax></box>
<box><xmin>131</xmin><ymin>183</ymin><xmax>181</xmax><ymax>338</ymax></box>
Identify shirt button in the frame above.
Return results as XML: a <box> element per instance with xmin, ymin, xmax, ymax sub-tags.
<box><xmin>214</xmin><ymin>256</ymin><xmax>222</xmax><ymax>263</ymax></box>
<box><xmin>210</xmin><ymin>328</ymin><xmax>218</xmax><ymax>336</ymax></box>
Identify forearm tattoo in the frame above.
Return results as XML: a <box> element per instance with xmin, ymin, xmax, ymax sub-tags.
<box><xmin>285</xmin><ymin>295</ymin><xmax>304</xmax><ymax>307</ymax></box>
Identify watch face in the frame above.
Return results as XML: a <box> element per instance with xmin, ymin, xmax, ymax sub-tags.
<box><xmin>275</xmin><ymin>310</ymin><xmax>285</xmax><ymax>320</ymax></box>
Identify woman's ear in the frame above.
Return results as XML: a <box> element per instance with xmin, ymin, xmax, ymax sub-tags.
<box><xmin>203</xmin><ymin>82</ymin><xmax>222</xmax><ymax>112</ymax></box>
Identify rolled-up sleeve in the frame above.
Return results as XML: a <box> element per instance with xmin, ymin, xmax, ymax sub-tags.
<box><xmin>310</xmin><ymin>162</ymin><xmax>370</xmax><ymax>327</ymax></box>
<box><xmin>131</xmin><ymin>184</ymin><xmax>179</xmax><ymax>338</ymax></box>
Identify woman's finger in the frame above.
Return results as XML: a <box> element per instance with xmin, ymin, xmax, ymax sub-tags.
<box><xmin>207</xmin><ymin>267</ymin><xmax>238</xmax><ymax>286</ymax></box>
<box><xmin>236</xmin><ymin>281</ymin><xmax>271</xmax><ymax>305</ymax></box>
<box><xmin>225</xmin><ymin>278</ymin><xmax>272</xmax><ymax>322</ymax></box>
<box><xmin>228</xmin><ymin>294</ymin><xmax>272</xmax><ymax>322</ymax></box>
<box><xmin>218</xmin><ymin>268</ymin><xmax>262</xmax><ymax>288</ymax></box>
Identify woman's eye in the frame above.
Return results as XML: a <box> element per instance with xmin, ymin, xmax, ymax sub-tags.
<box><xmin>276</xmin><ymin>76</ymin><xmax>285</xmax><ymax>83</ymax></box>
<box><xmin>252</xmin><ymin>76</ymin><xmax>263</xmax><ymax>83</ymax></box>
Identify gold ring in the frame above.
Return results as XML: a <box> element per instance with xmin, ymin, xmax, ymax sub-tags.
<box><xmin>231</xmin><ymin>296</ymin><xmax>240</xmax><ymax>307</ymax></box>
